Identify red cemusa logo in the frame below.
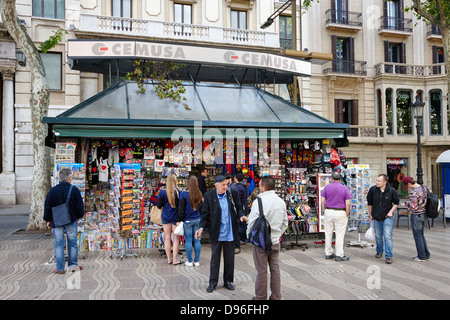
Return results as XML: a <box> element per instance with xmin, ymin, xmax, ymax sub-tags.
<box><xmin>224</xmin><ymin>51</ymin><xmax>239</xmax><ymax>63</ymax></box>
<box><xmin>92</xmin><ymin>43</ymin><xmax>109</xmax><ymax>56</ymax></box>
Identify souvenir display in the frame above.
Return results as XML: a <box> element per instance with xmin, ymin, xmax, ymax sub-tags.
<box><xmin>50</xmin><ymin>136</ymin><xmax>348</xmax><ymax>258</ymax></box>
<box><xmin>345</xmin><ymin>164</ymin><xmax>373</xmax><ymax>248</ymax></box>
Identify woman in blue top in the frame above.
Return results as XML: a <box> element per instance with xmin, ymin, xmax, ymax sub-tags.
<box><xmin>177</xmin><ymin>175</ymin><xmax>203</xmax><ymax>267</ymax></box>
<box><xmin>157</xmin><ymin>173</ymin><xmax>182</xmax><ymax>265</ymax></box>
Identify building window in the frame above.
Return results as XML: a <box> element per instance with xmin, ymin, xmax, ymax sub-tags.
<box><xmin>432</xmin><ymin>46</ymin><xmax>445</xmax><ymax>75</ymax></box>
<box><xmin>231</xmin><ymin>10</ymin><xmax>247</xmax><ymax>41</ymax></box>
<box><xmin>32</xmin><ymin>0</ymin><xmax>65</xmax><ymax>19</ymax></box>
<box><xmin>174</xmin><ymin>3</ymin><xmax>192</xmax><ymax>36</ymax></box>
<box><xmin>376</xmin><ymin>89</ymin><xmax>383</xmax><ymax>127</ymax></box>
<box><xmin>382</xmin><ymin>0</ymin><xmax>404</xmax><ymax>31</ymax></box>
<box><xmin>331</xmin><ymin>0</ymin><xmax>348</xmax><ymax>24</ymax></box>
<box><xmin>40</xmin><ymin>52</ymin><xmax>62</xmax><ymax>90</ymax></box>
<box><xmin>112</xmin><ymin>0</ymin><xmax>131</xmax><ymax>17</ymax></box>
<box><xmin>429</xmin><ymin>89</ymin><xmax>442</xmax><ymax>135</ymax></box>
<box><xmin>111</xmin><ymin>0</ymin><xmax>132</xmax><ymax>30</ymax></box>
<box><xmin>384</xmin><ymin>41</ymin><xmax>406</xmax><ymax>74</ymax></box>
<box><xmin>231</xmin><ymin>10</ymin><xmax>247</xmax><ymax>29</ymax></box>
<box><xmin>385</xmin><ymin>88</ymin><xmax>393</xmax><ymax>135</ymax></box>
<box><xmin>174</xmin><ymin>3</ymin><xmax>192</xmax><ymax>24</ymax></box>
<box><xmin>331</xmin><ymin>36</ymin><xmax>355</xmax><ymax>73</ymax></box>
<box><xmin>279</xmin><ymin>16</ymin><xmax>292</xmax><ymax>50</ymax></box>
<box><xmin>334</xmin><ymin>99</ymin><xmax>358</xmax><ymax>136</ymax></box>
<box><xmin>396</xmin><ymin>89</ymin><xmax>412</xmax><ymax>135</ymax></box>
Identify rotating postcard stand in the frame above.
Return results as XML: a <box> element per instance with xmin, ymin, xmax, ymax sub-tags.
<box><xmin>347</xmin><ymin>220</ymin><xmax>373</xmax><ymax>249</ymax></box>
<box><xmin>345</xmin><ymin>164</ymin><xmax>373</xmax><ymax>249</ymax></box>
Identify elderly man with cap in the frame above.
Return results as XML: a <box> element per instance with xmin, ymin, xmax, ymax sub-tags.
<box><xmin>195</xmin><ymin>175</ymin><xmax>245</xmax><ymax>293</ymax></box>
<box><xmin>321</xmin><ymin>170</ymin><xmax>352</xmax><ymax>261</ymax></box>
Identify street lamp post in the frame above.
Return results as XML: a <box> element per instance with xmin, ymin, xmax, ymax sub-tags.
<box><xmin>260</xmin><ymin>0</ymin><xmax>299</xmax><ymax>105</ymax></box>
<box><xmin>412</xmin><ymin>94</ymin><xmax>425</xmax><ymax>185</ymax></box>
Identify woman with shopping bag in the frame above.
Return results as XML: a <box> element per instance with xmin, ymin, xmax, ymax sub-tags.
<box><xmin>177</xmin><ymin>176</ymin><xmax>203</xmax><ymax>267</ymax></box>
<box><xmin>156</xmin><ymin>173</ymin><xmax>182</xmax><ymax>265</ymax></box>
<box><xmin>367</xmin><ymin>174</ymin><xmax>399</xmax><ymax>264</ymax></box>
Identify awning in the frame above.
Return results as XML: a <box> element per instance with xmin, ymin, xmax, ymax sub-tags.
<box><xmin>43</xmin><ymin>81</ymin><xmax>349</xmax><ymax>140</ymax></box>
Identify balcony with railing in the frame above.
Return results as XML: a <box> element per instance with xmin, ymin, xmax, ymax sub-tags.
<box><xmin>379</xmin><ymin>16</ymin><xmax>413</xmax><ymax>37</ymax></box>
<box><xmin>374</xmin><ymin>62</ymin><xmax>447</xmax><ymax>77</ymax></box>
<box><xmin>323</xmin><ymin>60</ymin><xmax>367</xmax><ymax>76</ymax></box>
<box><xmin>347</xmin><ymin>125</ymin><xmax>384</xmax><ymax>139</ymax></box>
<box><xmin>78</xmin><ymin>14</ymin><xmax>279</xmax><ymax>48</ymax></box>
<box><xmin>325</xmin><ymin>9</ymin><xmax>362</xmax><ymax>32</ymax></box>
<box><xmin>427</xmin><ymin>23</ymin><xmax>442</xmax><ymax>41</ymax></box>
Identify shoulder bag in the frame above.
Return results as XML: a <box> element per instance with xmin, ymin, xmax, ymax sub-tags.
<box><xmin>52</xmin><ymin>185</ymin><xmax>73</xmax><ymax>228</ymax></box>
<box><xmin>150</xmin><ymin>205</ymin><xmax>162</xmax><ymax>225</ymax></box>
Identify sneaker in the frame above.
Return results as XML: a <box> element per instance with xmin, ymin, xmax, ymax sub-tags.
<box><xmin>53</xmin><ymin>269</ymin><xmax>65</xmax><ymax>275</ymax></box>
<box><xmin>325</xmin><ymin>254</ymin><xmax>335</xmax><ymax>259</ymax></box>
<box><xmin>375</xmin><ymin>253</ymin><xmax>383</xmax><ymax>258</ymax></box>
<box><xmin>411</xmin><ymin>256</ymin><xmax>425</xmax><ymax>262</ymax></box>
<box><xmin>335</xmin><ymin>256</ymin><xmax>350</xmax><ymax>261</ymax></box>
<box><xmin>194</xmin><ymin>262</ymin><xmax>200</xmax><ymax>267</ymax></box>
<box><xmin>184</xmin><ymin>261</ymin><xmax>193</xmax><ymax>267</ymax></box>
<box><xmin>386</xmin><ymin>258</ymin><xmax>392</xmax><ymax>264</ymax></box>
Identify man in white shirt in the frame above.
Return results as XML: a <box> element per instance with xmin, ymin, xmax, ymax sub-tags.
<box><xmin>245</xmin><ymin>176</ymin><xmax>288</xmax><ymax>300</ymax></box>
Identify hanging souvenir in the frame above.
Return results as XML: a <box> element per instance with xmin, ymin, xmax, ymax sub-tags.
<box><xmin>144</xmin><ymin>147</ymin><xmax>155</xmax><ymax>160</ymax></box>
<box><xmin>98</xmin><ymin>157</ymin><xmax>109</xmax><ymax>183</ymax></box>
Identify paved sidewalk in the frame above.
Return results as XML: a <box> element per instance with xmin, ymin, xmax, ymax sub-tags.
<box><xmin>1</xmin><ymin>205</ymin><xmax>449</xmax><ymax>300</ymax></box>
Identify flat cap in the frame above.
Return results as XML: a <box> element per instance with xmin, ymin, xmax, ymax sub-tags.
<box><xmin>214</xmin><ymin>175</ymin><xmax>226</xmax><ymax>183</ymax></box>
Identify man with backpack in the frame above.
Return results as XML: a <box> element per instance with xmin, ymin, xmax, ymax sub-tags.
<box><xmin>245</xmin><ymin>176</ymin><xmax>288</xmax><ymax>300</ymax></box>
<box><xmin>403</xmin><ymin>176</ymin><xmax>431</xmax><ymax>262</ymax></box>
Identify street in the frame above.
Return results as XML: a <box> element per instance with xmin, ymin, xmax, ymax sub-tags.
<box><xmin>1</xmin><ymin>206</ymin><xmax>450</xmax><ymax>301</ymax></box>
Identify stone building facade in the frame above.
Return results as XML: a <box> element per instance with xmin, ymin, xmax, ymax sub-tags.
<box><xmin>0</xmin><ymin>0</ymin><xmax>448</xmax><ymax>204</ymax></box>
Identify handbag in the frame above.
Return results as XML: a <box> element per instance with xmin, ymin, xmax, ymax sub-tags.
<box><xmin>150</xmin><ymin>205</ymin><xmax>162</xmax><ymax>225</ymax></box>
<box><xmin>174</xmin><ymin>222</ymin><xmax>184</xmax><ymax>236</ymax></box>
<box><xmin>52</xmin><ymin>185</ymin><xmax>73</xmax><ymax>228</ymax></box>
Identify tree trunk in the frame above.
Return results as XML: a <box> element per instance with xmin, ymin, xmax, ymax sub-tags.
<box><xmin>1</xmin><ymin>0</ymin><xmax>51</xmax><ymax>230</ymax></box>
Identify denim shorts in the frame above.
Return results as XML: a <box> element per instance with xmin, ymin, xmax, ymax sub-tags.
<box><xmin>162</xmin><ymin>218</ymin><xmax>176</xmax><ymax>225</ymax></box>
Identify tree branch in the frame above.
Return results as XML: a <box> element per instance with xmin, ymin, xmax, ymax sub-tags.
<box><xmin>411</xmin><ymin>0</ymin><xmax>440</xmax><ymax>27</ymax></box>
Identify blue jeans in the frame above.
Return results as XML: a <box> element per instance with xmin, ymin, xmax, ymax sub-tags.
<box><xmin>183</xmin><ymin>219</ymin><xmax>201</xmax><ymax>263</ymax></box>
<box><xmin>53</xmin><ymin>221</ymin><xmax>78</xmax><ymax>272</ymax></box>
<box><xmin>410</xmin><ymin>213</ymin><xmax>430</xmax><ymax>260</ymax></box>
<box><xmin>373</xmin><ymin>217</ymin><xmax>394</xmax><ymax>258</ymax></box>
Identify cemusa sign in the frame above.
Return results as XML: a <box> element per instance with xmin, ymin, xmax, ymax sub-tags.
<box><xmin>68</xmin><ymin>40</ymin><xmax>311</xmax><ymax>76</ymax></box>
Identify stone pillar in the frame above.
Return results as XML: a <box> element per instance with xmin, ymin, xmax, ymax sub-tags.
<box><xmin>0</xmin><ymin>67</ymin><xmax>16</xmax><ymax>204</ymax></box>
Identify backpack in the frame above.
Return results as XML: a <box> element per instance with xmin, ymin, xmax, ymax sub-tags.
<box><xmin>425</xmin><ymin>186</ymin><xmax>440</xmax><ymax>219</ymax></box>
<box><xmin>248</xmin><ymin>197</ymin><xmax>272</xmax><ymax>254</ymax></box>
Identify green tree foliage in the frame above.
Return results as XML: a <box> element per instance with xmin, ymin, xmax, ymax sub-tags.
<box><xmin>126</xmin><ymin>60</ymin><xmax>190</xmax><ymax>110</ymax></box>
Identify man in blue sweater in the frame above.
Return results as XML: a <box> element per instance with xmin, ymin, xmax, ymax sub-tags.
<box><xmin>44</xmin><ymin>167</ymin><xmax>85</xmax><ymax>274</ymax></box>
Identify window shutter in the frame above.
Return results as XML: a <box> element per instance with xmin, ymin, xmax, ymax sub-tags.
<box><xmin>335</xmin><ymin>99</ymin><xmax>344</xmax><ymax>123</ymax></box>
<box><xmin>432</xmin><ymin>45</ymin><xmax>438</xmax><ymax>64</ymax></box>
<box><xmin>331</xmin><ymin>35</ymin><xmax>337</xmax><ymax>59</ymax></box>
<box><xmin>331</xmin><ymin>0</ymin><xmax>336</xmax><ymax>23</ymax></box>
<box><xmin>401</xmin><ymin>42</ymin><xmax>406</xmax><ymax>64</ymax></box>
<box><xmin>384</xmin><ymin>40</ymin><xmax>390</xmax><ymax>62</ymax></box>
<box><xmin>351</xmin><ymin>100</ymin><xmax>359</xmax><ymax>126</ymax></box>
<box><xmin>382</xmin><ymin>0</ymin><xmax>388</xmax><ymax>28</ymax></box>
<box><xmin>349</xmin><ymin>37</ymin><xmax>355</xmax><ymax>73</ymax></box>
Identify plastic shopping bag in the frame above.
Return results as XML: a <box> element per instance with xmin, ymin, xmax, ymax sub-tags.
<box><xmin>174</xmin><ymin>222</ymin><xmax>184</xmax><ymax>236</ymax></box>
<box><xmin>365</xmin><ymin>223</ymin><xmax>375</xmax><ymax>241</ymax></box>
